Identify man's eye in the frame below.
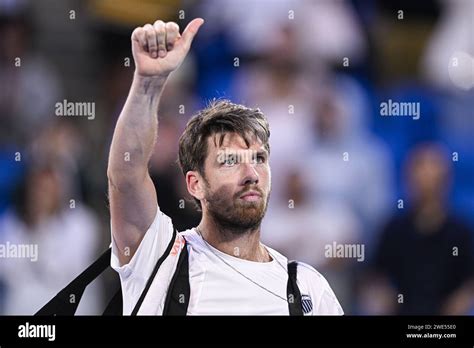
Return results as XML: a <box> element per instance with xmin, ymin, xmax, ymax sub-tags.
<box><xmin>249</xmin><ymin>155</ymin><xmax>266</xmax><ymax>164</ymax></box>
<box><xmin>223</xmin><ymin>156</ymin><xmax>237</xmax><ymax>166</ymax></box>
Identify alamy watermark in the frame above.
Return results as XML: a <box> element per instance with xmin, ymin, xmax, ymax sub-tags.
<box><xmin>324</xmin><ymin>241</ymin><xmax>365</xmax><ymax>262</ymax></box>
<box><xmin>0</xmin><ymin>242</ymin><xmax>38</xmax><ymax>262</ymax></box>
<box><xmin>55</xmin><ymin>99</ymin><xmax>95</xmax><ymax>120</ymax></box>
<box><xmin>380</xmin><ymin>99</ymin><xmax>420</xmax><ymax>120</ymax></box>
<box><xmin>18</xmin><ymin>322</ymin><xmax>55</xmax><ymax>341</ymax></box>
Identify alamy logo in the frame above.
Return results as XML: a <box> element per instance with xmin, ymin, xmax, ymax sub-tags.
<box><xmin>0</xmin><ymin>242</ymin><xmax>38</xmax><ymax>262</ymax></box>
<box><xmin>324</xmin><ymin>242</ymin><xmax>365</xmax><ymax>262</ymax></box>
<box><xmin>55</xmin><ymin>99</ymin><xmax>95</xmax><ymax>120</ymax></box>
<box><xmin>380</xmin><ymin>99</ymin><xmax>420</xmax><ymax>120</ymax></box>
<box><xmin>18</xmin><ymin>322</ymin><xmax>56</xmax><ymax>341</ymax></box>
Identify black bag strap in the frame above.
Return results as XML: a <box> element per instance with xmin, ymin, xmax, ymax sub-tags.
<box><xmin>131</xmin><ymin>229</ymin><xmax>177</xmax><ymax>315</ymax></box>
<box><xmin>36</xmin><ymin>228</ymin><xmax>177</xmax><ymax>316</ymax></box>
<box><xmin>102</xmin><ymin>287</ymin><xmax>123</xmax><ymax>315</ymax></box>
<box><xmin>162</xmin><ymin>239</ymin><xmax>190</xmax><ymax>315</ymax></box>
<box><xmin>35</xmin><ymin>248</ymin><xmax>112</xmax><ymax>315</ymax></box>
<box><xmin>287</xmin><ymin>260</ymin><xmax>303</xmax><ymax>316</ymax></box>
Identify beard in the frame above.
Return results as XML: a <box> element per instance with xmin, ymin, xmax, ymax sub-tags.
<box><xmin>203</xmin><ymin>183</ymin><xmax>269</xmax><ymax>234</ymax></box>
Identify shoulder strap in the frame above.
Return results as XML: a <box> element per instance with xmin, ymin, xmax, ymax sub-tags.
<box><xmin>162</xmin><ymin>239</ymin><xmax>190</xmax><ymax>315</ymax></box>
<box><xmin>131</xmin><ymin>229</ymin><xmax>177</xmax><ymax>315</ymax></box>
<box><xmin>103</xmin><ymin>287</ymin><xmax>123</xmax><ymax>315</ymax></box>
<box><xmin>287</xmin><ymin>260</ymin><xmax>303</xmax><ymax>316</ymax></box>
<box><xmin>36</xmin><ymin>229</ymin><xmax>178</xmax><ymax>316</ymax></box>
<box><xmin>36</xmin><ymin>248</ymin><xmax>112</xmax><ymax>315</ymax></box>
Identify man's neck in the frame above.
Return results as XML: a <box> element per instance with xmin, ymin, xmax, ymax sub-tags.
<box><xmin>196</xmin><ymin>217</ymin><xmax>271</xmax><ymax>263</ymax></box>
<box><xmin>414</xmin><ymin>198</ymin><xmax>446</xmax><ymax>234</ymax></box>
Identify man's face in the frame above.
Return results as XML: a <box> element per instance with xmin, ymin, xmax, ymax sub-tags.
<box><xmin>408</xmin><ymin>148</ymin><xmax>449</xmax><ymax>201</ymax></box>
<box><xmin>200</xmin><ymin>132</ymin><xmax>271</xmax><ymax>232</ymax></box>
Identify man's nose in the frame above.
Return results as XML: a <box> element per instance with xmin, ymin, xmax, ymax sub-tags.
<box><xmin>240</xmin><ymin>162</ymin><xmax>259</xmax><ymax>186</ymax></box>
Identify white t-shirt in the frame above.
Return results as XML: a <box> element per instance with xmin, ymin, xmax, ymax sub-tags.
<box><xmin>110</xmin><ymin>206</ymin><xmax>344</xmax><ymax>316</ymax></box>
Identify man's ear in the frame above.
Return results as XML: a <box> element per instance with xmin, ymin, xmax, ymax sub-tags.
<box><xmin>186</xmin><ymin>171</ymin><xmax>206</xmax><ymax>202</ymax></box>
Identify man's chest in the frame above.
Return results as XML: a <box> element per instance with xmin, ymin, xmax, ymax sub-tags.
<box><xmin>186</xmin><ymin>256</ymin><xmax>290</xmax><ymax>315</ymax></box>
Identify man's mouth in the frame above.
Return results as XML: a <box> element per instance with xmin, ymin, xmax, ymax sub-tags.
<box><xmin>239</xmin><ymin>190</ymin><xmax>262</xmax><ymax>202</ymax></box>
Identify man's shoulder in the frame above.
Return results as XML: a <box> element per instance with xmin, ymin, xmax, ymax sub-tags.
<box><xmin>294</xmin><ymin>262</ymin><xmax>335</xmax><ymax>300</ymax></box>
<box><xmin>265</xmin><ymin>248</ymin><xmax>332</xmax><ymax>291</ymax></box>
<box><xmin>177</xmin><ymin>228</ymin><xmax>205</xmax><ymax>252</ymax></box>
<box><xmin>295</xmin><ymin>261</ymin><xmax>344</xmax><ymax>315</ymax></box>
<box><xmin>295</xmin><ymin>261</ymin><xmax>330</xmax><ymax>288</ymax></box>
<box><xmin>178</xmin><ymin>228</ymin><xmax>199</xmax><ymax>242</ymax></box>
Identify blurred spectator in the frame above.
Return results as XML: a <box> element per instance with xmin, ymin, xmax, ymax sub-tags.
<box><xmin>421</xmin><ymin>0</ymin><xmax>474</xmax><ymax>91</ymax></box>
<box><xmin>262</xmin><ymin>170</ymin><xmax>360</xmax><ymax>310</ymax></box>
<box><xmin>0</xmin><ymin>163</ymin><xmax>102</xmax><ymax>314</ymax></box>
<box><xmin>361</xmin><ymin>143</ymin><xmax>474</xmax><ymax>315</ymax></box>
<box><xmin>301</xmin><ymin>76</ymin><xmax>395</xmax><ymax>243</ymax></box>
<box><xmin>195</xmin><ymin>0</ymin><xmax>366</xmax><ymax>64</ymax></box>
<box><xmin>0</xmin><ymin>9</ymin><xmax>62</xmax><ymax>217</ymax></box>
<box><xmin>263</xmin><ymin>171</ymin><xmax>361</xmax><ymax>268</ymax></box>
<box><xmin>193</xmin><ymin>0</ymin><xmax>367</xmax><ymax>104</ymax></box>
<box><xmin>0</xmin><ymin>11</ymin><xmax>60</xmax><ymax>147</ymax></box>
<box><xmin>418</xmin><ymin>0</ymin><xmax>474</xmax><ymax>226</ymax></box>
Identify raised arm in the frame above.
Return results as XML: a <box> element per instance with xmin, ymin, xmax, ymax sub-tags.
<box><xmin>107</xmin><ymin>18</ymin><xmax>204</xmax><ymax>265</ymax></box>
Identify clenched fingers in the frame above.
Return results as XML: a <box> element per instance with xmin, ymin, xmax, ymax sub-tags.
<box><xmin>165</xmin><ymin>22</ymin><xmax>180</xmax><ymax>52</ymax></box>
<box><xmin>153</xmin><ymin>20</ymin><xmax>166</xmax><ymax>58</ymax></box>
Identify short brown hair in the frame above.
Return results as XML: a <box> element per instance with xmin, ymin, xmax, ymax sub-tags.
<box><xmin>178</xmin><ymin>99</ymin><xmax>270</xmax><ymax>208</ymax></box>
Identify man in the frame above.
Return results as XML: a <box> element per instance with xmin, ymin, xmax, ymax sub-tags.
<box><xmin>365</xmin><ymin>144</ymin><xmax>474</xmax><ymax>315</ymax></box>
<box><xmin>107</xmin><ymin>18</ymin><xmax>343</xmax><ymax>315</ymax></box>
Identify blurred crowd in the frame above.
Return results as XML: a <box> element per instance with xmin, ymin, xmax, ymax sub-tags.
<box><xmin>0</xmin><ymin>0</ymin><xmax>472</xmax><ymax>315</ymax></box>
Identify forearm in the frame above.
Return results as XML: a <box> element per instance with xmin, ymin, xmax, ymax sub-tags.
<box><xmin>107</xmin><ymin>73</ymin><xmax>168</xmax><ymax>184</ymax></box>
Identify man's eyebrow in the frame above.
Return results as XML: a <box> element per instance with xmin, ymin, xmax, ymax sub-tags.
<box><xmin>215</xmin><ymin>149</ymin><xmax>237</xmax><ymax>156</ymax></box>
<box><xmin>215</xmin><ymin>149</ymin><xmax>267</xmax><ymax>155</ymax></box>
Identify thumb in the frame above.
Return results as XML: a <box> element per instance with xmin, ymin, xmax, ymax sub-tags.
<box><xmin>181</xmin><ymin>18</ymin><xmax>204</xmax><ymax>47</ymax></box>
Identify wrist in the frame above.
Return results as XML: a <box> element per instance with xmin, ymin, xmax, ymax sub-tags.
<box><xmin>132</xmin><ymin>72</ymin><xmax>169</xmax><ymax>94</ymax></box>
